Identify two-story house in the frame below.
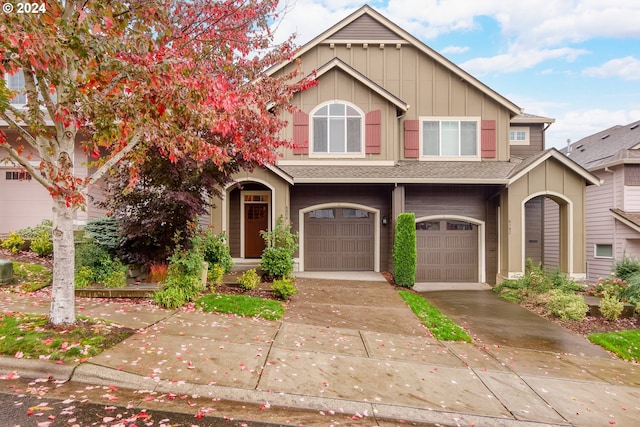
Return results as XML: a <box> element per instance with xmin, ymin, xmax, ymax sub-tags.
<box><xmin>564</xmin><ymin>120</ymin><xmax>640</xmax><ymax>282</ymax></box>
<box><xmin>208</xmin><ymin>5</ymin><xmax>599</xmax><ymax>284</ymax></box>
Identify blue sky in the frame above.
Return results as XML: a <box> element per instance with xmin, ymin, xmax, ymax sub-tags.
<box><xmin>273</xmin><ymin>0</ymin><xmax>640</xmax><ymax>149</ymax></box>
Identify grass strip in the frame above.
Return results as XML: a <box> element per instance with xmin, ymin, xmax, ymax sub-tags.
<box><xmin>12</xmin><ymin>262</ymin><xmax>52</xmax><ymax>292</ymax></box>
<box><xmin>588</xmin><ymin>329</ymin><xmax>640</xmax><ymax>361</ymax></box>
<box><xmin>196</xmin><ymin>293</ymin><xmax>285</xmax><ymax>320</ymax></box>
<box><xmin>0</xmin><ymin>312</ymin><xmax>133</xmax><ymax>362</ymax></box>
<box><xmin>398</xmin><ymin>290</ymin><xmax>472</xmax><ymax>342</ymax></box>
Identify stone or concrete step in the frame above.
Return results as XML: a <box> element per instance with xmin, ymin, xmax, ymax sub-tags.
<box><xmin>75</xmin><ymin>283</ymin><xmax>159</xmax><ymax>298</ymax></box>
<box><xmin>583</xmin><ymin>295</ymin><xmax>636</xmax><ymax>318</ymax></box>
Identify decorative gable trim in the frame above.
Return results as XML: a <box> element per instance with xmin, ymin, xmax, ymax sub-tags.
<box><xmin>481</xmin><ymin>120</ymin><xmax>496</xmax><ymax>159</ymax></box>
<box><xmin>292</xmin><ymin>111</ymin><xmax>309</xmax><ymax>155</ymax></box>
<box><xmin>404</xmin><ymin>120</ymin><xmax>419</xmax><ymax>158</ymax></box>
<box><xmin>365</xmin><ymin>110</ymin><xmax>381</xmax><ymax>154</ymax></box>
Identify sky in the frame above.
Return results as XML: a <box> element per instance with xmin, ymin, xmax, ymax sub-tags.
<box><xmin>272</xmin><ymin>0</ymin><xmax>640</xmax><ymax>150</ymax></box>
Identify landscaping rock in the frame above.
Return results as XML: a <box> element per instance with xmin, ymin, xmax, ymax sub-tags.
<box><xmin>0</xmin><ymin>259</ymin><xmax>13</xmax><ymax>284</ymax></box>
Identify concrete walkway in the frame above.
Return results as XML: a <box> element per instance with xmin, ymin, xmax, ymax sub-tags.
<box><xmin>1</xmin><ymin>276</ymin><xmax>640</xmax><ymax>426</ymax></box>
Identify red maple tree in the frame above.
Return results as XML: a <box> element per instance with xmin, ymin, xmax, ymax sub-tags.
<box><xmin>0</xmin><ymin>0</ymin><xmax>314</xmax><ymax>324</ymax></box>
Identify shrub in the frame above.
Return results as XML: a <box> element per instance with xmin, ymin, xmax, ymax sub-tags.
<box><xmin>208</xmin><ymin>264</ymin><xmax>225</xmax><ymax>287</ymax></box>
<box><xmin>1</xmin><ymin>232</ymin><xmax>25</xmax><ymax>254</ymax></box>
<box><xmin>104</xmin><ymin>259</ymin><xmax>127</xmax><ymax>288</ymax></box>
<box><xmin>260</xmin><ymin>216</ymin><xmax>298</xmax><ymax>279</ymax></box>
<box><xmin>75</xmin><ymin>240</ymin><xmax>115</xmax><ymax>282</ymax></box>
<box><xmin>237</xmin><ymin>268</ymin><xmax>260</xmax><ymax>290</ymax></box>
<box><xmin>152</xmin><ymin>240</ymin><xmax>206</xmax><ymax>308</ymax></box>
<box><xmin>546</xmin><ymin>289</ymin><xmax>588</xmax><ymax>321</ymax></box>
<box><xmin>393</xmin><ymin>212</ymin><xmax>417</xmax><ymax>288</ymax></box>
<box><xmin>202</xmin><ymin>230</ymin><xmax>234</xmax><ymax>274</ymax></box>
<box><xmin>614</xmin><ymin>255</ymin><xmax>640</xmax><ymax>281</ymax></box>
<box><xmin>588</xmin><ymin>276</ymin><xmax>627</xmax><ymax>298</ymax></box>
<box><xmin>75</xmin><ymin>266</ymin><xmax>95</xmax><ymax>288</ymax></box>
<box><xmin>30</xmin><ymin>229</ymin><xmax>53</xmax><ymax>257</ymax></box>
<box><xmin>148</xmin><ymin>263</ymin><xmax>168</xmax><ymax>283</ymax></box>
<box><xmin>84</xmin><ymin>216</ymin><xmax>120</xmax><ymax>252</ymax></box>
<box><xmin>599</xmin><ymin>292</ymin><xmax>624</xmax><ymax>321</ymax></box>
<box><xmin>15</xmin><ymin>220</ymin><xmax>52</xmax><ymax>240</ymax></box>
<box><xmin>271</xmin><ymin>278</ymin><xmax>298</xmax><ymax>300</ymax></box>
<box><xmin>619</xmin><ymin>272</ymin><xmax>640</xmax><ymax>305</ymax></box>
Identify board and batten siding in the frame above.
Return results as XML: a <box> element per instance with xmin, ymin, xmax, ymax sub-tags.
<box><xmin>585</xmin><ymin>169</ymin><xmax>617</xmax><ymax>281</ymax></box>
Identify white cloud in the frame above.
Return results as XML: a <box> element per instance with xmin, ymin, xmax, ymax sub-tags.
<box><xmin>583</xmin><ymin>56</ymin><xmax>640</xmax><ymax>80</ymax></box>
<box><xmin>461</xmin><ymin>47</ymin><xmax>589</xmax><ymax>75</ymax></box>
<box><xmin>441</xmin><ymin>46</ymin><xmax>470</xmax><ymax>54</ymax></box>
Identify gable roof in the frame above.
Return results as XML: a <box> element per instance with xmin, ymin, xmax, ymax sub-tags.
<box><xmin>507</xmin><ymin>147</ymin><xmax>601</xmax><ymax>186</ymax></box>
<box><xmin>269</xmin><ymin>5</ymin><xmax>522</xmax><ymax>116</ymax></box>
<box><xmin>313</xmin><ymin>58</ymin><xmax>409</xmax><ymax>112</ymax></box>
<box><xmin>562</xmin><ymin>119</ymin><xmax>640</xmax><ymax>170</ymax></box>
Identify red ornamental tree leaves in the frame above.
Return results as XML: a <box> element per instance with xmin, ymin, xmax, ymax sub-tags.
<box><xmin>0</xmin><ymin>0</ymin><xmax>315</xmax><ymax>325</ymax></box>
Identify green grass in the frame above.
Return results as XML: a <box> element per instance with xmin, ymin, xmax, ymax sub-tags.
<box><xmin>196</xmin><ymin>293</ymin><xmax>285</xmax><ymax>320</ymax></box>
<box><xmin>398</xmin><ymin>290</ymin><xmax>472</xmax><ymax>342</ymax></box>
<box><xmin>11</xmin><ymin>262</ymin><xmax>52</xmax><ymax>292</ymax></box>
<box><xmin>0</xmin><ymin>313</ymin><xmax>133</xmax><ymax>362</ymax></box>
<box><xmin>588</xmin><ymin>329</ymin><xmax>640</xmax><ymax>361</ymax></box>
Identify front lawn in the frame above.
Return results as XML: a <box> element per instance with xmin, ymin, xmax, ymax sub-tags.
<box><xmin>196</xmin><ymin>293</ymin><xmax>285</xmax><ymax>320</ymax></box>
<box><xmin>0</xmin><ymin>312</ymin><xmax>134</xmax><ymax>362</ymax></box>
<box><xmin>588</xmin><ymin>329</ymin><xmax>640</xmax><ymax>362</ymax></box>
<box><xmin>398</xmin><ymin>290</ymin><xmax>472</xmax><ymax>342</ymax></box>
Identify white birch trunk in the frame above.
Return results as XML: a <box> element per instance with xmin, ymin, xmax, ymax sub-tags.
<box><xmin>49</xmin><ymin>197</ymin><xmax>76</xmax><ymax>325</ymax></box>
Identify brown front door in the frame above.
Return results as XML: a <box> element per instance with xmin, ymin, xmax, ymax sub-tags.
<box><xmin>244</xmin><ymin>204</ymin><xmax>268</xmax><ymax>258</ymax></box>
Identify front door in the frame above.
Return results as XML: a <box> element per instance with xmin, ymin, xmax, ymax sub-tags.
<box><xmin>244</xmin><ymin>204</ymin><xmax>268</xmax><ymax>258</ymax></box>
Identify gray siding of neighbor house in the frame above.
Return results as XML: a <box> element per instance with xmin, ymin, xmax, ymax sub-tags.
<box><xmin>585</xmin><ymin>168</ymin><xmax>616</xmax><ymax>281</ymax></box>
<box><xmin>289</xmin><ymin>184</ymin><xmax>393</xmax><ymax>271</ymax></box>
<box><xmin>404</xmin><ymin>184</ymin><xmax>500</xmax><ymax>284</ymax></box>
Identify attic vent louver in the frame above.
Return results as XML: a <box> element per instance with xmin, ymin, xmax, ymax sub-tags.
<box><xmin>602</xmin><ymin>134</ymin><xmax>610</xmax><ymax>140</ymax></box>
<box><xmin>576</xmin><ymin>144</ymin><xmax>583</xmax><ymax>149</ymax></box>
<box><xmin>631</xmin><ymin>124</ymin><xmax>639</xmax><ymax>130</ymax></box>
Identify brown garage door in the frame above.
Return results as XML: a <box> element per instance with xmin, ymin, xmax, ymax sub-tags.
<box><xmin>416</xmin><ymin>219</ymin><xmax>478</xmax><ymax>282</ymax></box>
<box><xmin>305</xmin><ymin>208</ymin><xmax>374</xmax><ymax>271</ymax></box>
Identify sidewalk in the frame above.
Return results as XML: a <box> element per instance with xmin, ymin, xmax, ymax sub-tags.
<box><xmin>1</xmin><ymin>276</ymin><xmax>640</xmax><ymax>426</ymax></box>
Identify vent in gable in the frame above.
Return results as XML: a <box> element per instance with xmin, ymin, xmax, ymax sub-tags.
<box><xmin>602</xmin><ymin>134</ymin><xmax>610</xmax><ymax>140</ymax></box>
<box><xmin>631</xmin><ymin>124</ymin><xmax>639</xmax><ymax>130</ymax></box>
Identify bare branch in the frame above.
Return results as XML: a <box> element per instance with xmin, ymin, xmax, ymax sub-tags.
<box><xmin>0</xmin><ymin>111</ymin><xmax>40</xmax><ymax>151</ymax></box>
<box><xmin>83</xmin><ymin>130</ymin><xmax>142</xmax><ymax>190</ymax></box>
<box><xmin>0</xmin><ymin>142</ymin><xmax>51</xmax><ymax>189</ymax></box>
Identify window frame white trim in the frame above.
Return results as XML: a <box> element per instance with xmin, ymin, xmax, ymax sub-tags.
<box><xmin>419</xmin><ymin>116</ymin><xmax>481</xmax><ymax>161</ymax></box>
<box><xmin>509</xmin><ymin>127</ymin><xmax>530</xmax><ymax>146</ymax></box>
<box><xmin>309</xmin><ymin>100</ymin><xmax>366</xmax><ymax>159</ymax></box>
<box><xmin>594</xmin><ymin>243</ymin><xmax>613</xmax><ymax>259</ymax></box>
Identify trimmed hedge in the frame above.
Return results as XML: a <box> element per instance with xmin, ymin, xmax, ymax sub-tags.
<box><xmin>393</xmin><ymin>212</ymin><xmax>417</xmax><ymax>287</ymax></box>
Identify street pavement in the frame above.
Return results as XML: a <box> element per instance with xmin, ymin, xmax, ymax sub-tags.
<box><xmin>1</xmin><ymin>274</ymin><xmax>640</xmax><ymax>426</ymax></box>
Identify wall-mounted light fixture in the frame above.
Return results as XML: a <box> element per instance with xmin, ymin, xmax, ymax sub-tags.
<box><xmin>382</xmin><ymin>215</ymin><xmax>388</xmax><ymax>226</ymax></box>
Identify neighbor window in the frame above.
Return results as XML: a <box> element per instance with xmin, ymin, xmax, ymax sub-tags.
<box><xmin>421</xmin><ymin>118</ymin><xmax>479</xmax><ymax>158</ymax></box>
<box><xmin>594</xmin><ymin>244</ymin><xmax>613</xmax><ymax>258</ymax></box>
<box><xmin>5</xmin><ymin>171</ymin><xmax>31</xmax><ymax>181</ymax></box>
<box><xmin>5</xmin><ymin>70</ymin><xmax>26</xmax><ymax>105</ymax></box>
<box><xmin>509</xmin><ymin>127</ymin><xmax>530</xmax><ymax>145</ymax></box>
<box><xmin>312</xmin><ymin>102</ymin><xmax>363</xmax><ymax>155</ymax></box>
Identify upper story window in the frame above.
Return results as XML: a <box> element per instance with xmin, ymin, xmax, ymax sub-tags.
<box><xmin>509</xmin><ymin>127</ymin><xmax>530</xmax><ymax>145</ymax></box>
<box><xmin>5</xmin><ymin>69</ymin><xmax>26</xmax><ymax>105</ymax></box>
<box><xmin>420</xmin><ymin>117</ymin><xmax>479</xmax><ymax>159</ymax></box>
<box><xmin>311</xmin><ymin>102</ymin><xmax>363</xmax><ymax>156</ymax></box>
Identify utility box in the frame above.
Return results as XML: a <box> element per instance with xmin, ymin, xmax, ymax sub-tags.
<box><xmin>0</xmin><ymin>260</ymin><xmax>13</xmax><ymax>284</ymax></box>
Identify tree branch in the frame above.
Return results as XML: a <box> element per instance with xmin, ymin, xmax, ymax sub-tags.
<box><xmin>0</xmin><ymin>111</ymin><xmax>40</xmax><ymax>153</ymax></box>
<box><xmin>83</xmin><ymin>130</ymin><xmax>142</xmax><ymax>190</ymax></box>
<box><xmin>0</xmin><ymin>142</ymin><xmax>51</xmax><ymax>190</ymax></box>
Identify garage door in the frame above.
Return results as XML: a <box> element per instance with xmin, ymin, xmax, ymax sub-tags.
<box><xmin>0</xmin><ymin>170</ymin><xmax>52</xmax><ymax>234</ymax></box>
<box><xmin>416</xmin><ymin>219</ymin><xmax>478</xmax><ymax>282</ymax></box>
<box><xmin>305</xmin><ymin>208</ymin><xmax>374</xmax><ymax>271</ymax></box>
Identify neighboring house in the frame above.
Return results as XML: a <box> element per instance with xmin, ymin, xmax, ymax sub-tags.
<box><xmin>563</xmin><ymin>120</ymin><xmax>640</xmax><ymax>282</ymax></box>
<box><xmin>209</xmin><ymin>5</ymin><xmax>600</xmax><ymax>284</ymax></box>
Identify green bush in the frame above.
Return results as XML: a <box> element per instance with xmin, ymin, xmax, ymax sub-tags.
<box><xmin>1</xmin><ymin>232</ymin><xmax>25</xmax><ymax>254</ymax></box>
<box><xmin>152</xmin><ymin>240</ymin><xmax>206</xmax><ymax>308</ymax></box>
<box><xmin>30</xmin><ymin>229</ymin><xmax>53</xmax><ymax>257</ymax></box>
<box><xmin>619</xmin><ymin>272</ymin><xmax>640</xmax><ymax>305</ymax></box>
<box><xmin>614</xmin><ymin>255</ymin><xmax>640</xmax><ymax>281</ymax></box>
<box><xmin>271</xmin><ymin>278</ymin><xmax>298</xmax><ymax>300</ymax></box>
<box><xmin>546</xmin><ymin>289</ymin><xmax>588</xmax><ymax>321</ymax></box>
<box><xmin>85</xmin><ymin>216</ymin><xmax>121</xmax><ymax>252</ymax></box>
<box><xmin>393</xmin><ymin>212</ymin><xmax>417</xmax><ymax>288</ymax></box>
<box><xmin>237</xmin><ymin>269</ymin><xmax>260</xmax><ymax>290</ymax></box>
<box><xmin>104</xmin><ymin>259</ymin><xmax>127</xmax><ymax>288</ymax></box>
<box><xmin>202</xmin><ymin>230</ymin><xmax>234</xmax><ymax>273</ymax></box>
<box><xmin>600</xmin><ymin>292</ymin><xmax>624</xmax><ymax>321</ymax></box>
<box><xmin>74</xmin><ymin>266</ymin><xmax>95</xmax><ymax>288</ymax></box>
<box><xmin>15</xmin><ymin>220</ymin><xmax>52</xmax><ymax>240</ymax></box>
<box><xmin>208</xmin><ymin>264</ymin><xmax>225</xmax><ymax>287</ymax></box>
<box><xmin>260</xmin><ymin>216</ymin><xmax>298</xmax><ymax>279</ymax></box>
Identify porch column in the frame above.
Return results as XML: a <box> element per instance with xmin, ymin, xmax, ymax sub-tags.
<box><xmin>392</xmin><ymin>184</ymin><xmax>405</xmax><ymax>225</ymax></box>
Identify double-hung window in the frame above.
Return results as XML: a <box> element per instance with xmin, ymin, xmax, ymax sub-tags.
<box><xmin>312</xmin><ymin>102</ymin><xmax>363</xmax><ymax>155</ymax></box>
<box><xmin>421</xmin><ymin>117</ymin><xmax>479</xmax><ymax>159</ymax></box>
<box><xmin>5</xmin><ymin>69</ymin><xmax>26</xmax><ymax>105</ymax></box>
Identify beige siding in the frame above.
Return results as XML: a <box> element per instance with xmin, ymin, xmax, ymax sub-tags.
<box><xmin>543</xmin><ymin>197</ymin><xmax>560</xmax><ymax>270</ymax></box>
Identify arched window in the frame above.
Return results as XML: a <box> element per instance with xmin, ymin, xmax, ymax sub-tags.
<box><xmin>312</xmin><ymin>102</ymin><xmax>363</xmax><ymax>154</ymax></box>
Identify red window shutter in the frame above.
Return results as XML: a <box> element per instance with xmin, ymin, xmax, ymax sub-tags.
<box><xmin>481</xmin><ymin>120</ymin><xmax>496</xmax><ymax>158</ymax></box>
<box><xmin>293</xmin><ymin>111</ymin><xmax>309</xmax><ymax>155</ymax></box>
<box><xmin>404</xmin><ymin>120</ymin><xmax>419</xmax><ymax>158</ymax></box>
<box><xmin>365</xmin><ymin>110</ymin><xmax>381</xmax><ymax>154</ymax></box>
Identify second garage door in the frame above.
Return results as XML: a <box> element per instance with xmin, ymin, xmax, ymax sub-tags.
<box><xmin>416</xmin><ymin>219</ymin><xmax>478</xmax><ymax>282</ymax></box>
<box><xmin>304</xmin><ymin>208</ymin><xmax>374</xmax><ymax>271</ymax></box>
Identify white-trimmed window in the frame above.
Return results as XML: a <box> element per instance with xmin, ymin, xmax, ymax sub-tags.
<box><xmin>311</xmin><ymin>101</ymin><xmax>363</xmax><ymax>155</ymax></box>
<box><xmin>5</xmin><ymin>69</ymin><xmax>26</xmax><ymax>105</ymax></box>
<box><xmin>509</xmin><ymin>127</ymin><xmax>530</xmax><ymax>145</ymax></box>
<box><xmin>594</xmin><ymin>244</ymin><xmax>613</xmax><ymax>258</ymax></box>
<box><xmin>420</xmin><ymin>117</ymin><xmax>480</xmax><ymax>158</ymax></box>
